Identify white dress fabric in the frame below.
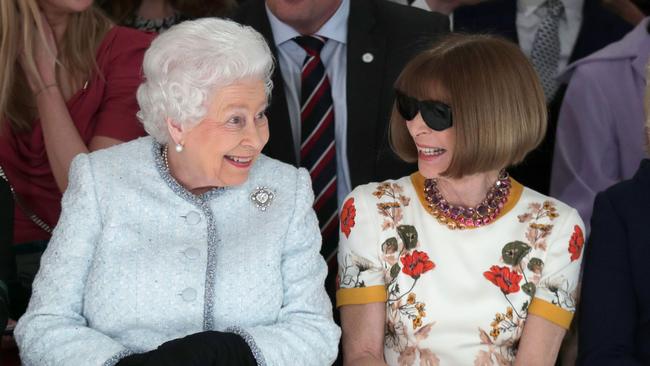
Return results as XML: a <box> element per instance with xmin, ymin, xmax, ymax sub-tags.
<box><xmin>336</xmin><ymin>173</ymin><xmax>584</xmax><ymax>365</ymax></box>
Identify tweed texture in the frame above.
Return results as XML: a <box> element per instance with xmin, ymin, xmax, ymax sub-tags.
<box><xmin>15</xmin><ymin>136</ymin><xmax>340</xmax><ymax>366</ymax></box>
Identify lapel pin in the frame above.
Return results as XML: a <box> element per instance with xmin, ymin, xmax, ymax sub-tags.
<box><xmin>362</xmin><ymin>52</ymin><xmax>374</xmax><ymax>63</ymax></box>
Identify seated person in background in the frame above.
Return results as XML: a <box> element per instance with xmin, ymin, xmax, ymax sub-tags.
<box><xmin>550</xmin><ymin>6</ymin><xmax>650</xmax><ymax>233</ymax></box>
<box><xmin>577</xmin><ymin>65</ymin><xmax>650</xmax><ymax>366</ymax></box>
<box><xmin>337</xmin><ymin>34</ymin><xmax>585</xmax><ymax>365</ymax></box>
<box><xmin>99</xmin><ymin>0</ymin><xmax>237</xmax><ymax>33</ymax></box>
<box><xmin>0</xmin><ymin>0</ymin><xmax>153</xmax><ymax>333</ymax></box>
<box><xmin>15</xmin><ymin>18</ymin><xmax>340</xmax><ymax>366</ymax></box>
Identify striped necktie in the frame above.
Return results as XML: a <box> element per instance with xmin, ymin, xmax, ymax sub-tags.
<box><xmin>294</xmin><ymin>35</ymin><xmax>338</xmax><ymax>259</ymax></box>
<box><xmin>530</xmin><ymin>0</ymin><xmax>565</xmax><ymax>101</ymax></box>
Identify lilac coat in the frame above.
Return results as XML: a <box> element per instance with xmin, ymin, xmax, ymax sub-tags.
<box><xmin>550</xmin><ymin>18</ymin><xmax>650</xmax><ymax>232</ymax></box>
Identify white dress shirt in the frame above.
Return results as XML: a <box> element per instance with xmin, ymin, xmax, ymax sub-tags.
<box><xmin>265</xmin><ymin>0</ymin><xmax>352</xmax><ymax>206</ymax></box>
<box><xmin>517</xmin><ymin>0</ymin><xmax>584</xmax><ymax>74</ymax></box>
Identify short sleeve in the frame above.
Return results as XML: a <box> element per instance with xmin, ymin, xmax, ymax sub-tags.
<box><xmin>336</xmin><ymin>186</ymin><xmax>387</xmax><ymax>307</ymax></box>
<box><xmin>528</xmin><ymin>208</ymin><xmax>585</xmax><ymax>329</ymax></box>
<box><xmin>94</xmin><ymin>28</ymin><xmax>154</xmax><ymax>141</ymax></box>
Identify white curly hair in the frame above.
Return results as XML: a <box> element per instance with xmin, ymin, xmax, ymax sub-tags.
<box><xmin>136</xmin><ymin>18</ymin><xmax>274</xmax><ymax>143</ymax></box>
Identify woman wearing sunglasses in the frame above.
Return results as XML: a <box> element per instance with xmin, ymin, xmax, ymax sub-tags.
<box><xmin>336</xmin><ymin>33</ymin><xmax>585</xmax><ymax>366</ymax></box>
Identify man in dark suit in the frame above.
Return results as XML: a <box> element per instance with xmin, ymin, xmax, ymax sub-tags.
<box><xmin>453</xmin><ymin>0</ymin><xmax>632</xmax><ymax>194</ymax></box>
<box><xmin>234</xmin><ymin>0</ymin><xmax>448</xmax><ymax>261</ymax></box>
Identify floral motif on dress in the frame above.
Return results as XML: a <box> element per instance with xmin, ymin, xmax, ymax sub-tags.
<box><xmin>374</xmin><ymin>182</ymin><xmax>411</xmax><ymax>230</ymax></box>
<box><xmin>362</xmin><ymin>182</ymin><xmax>439</xmax><ymax>365</ymax></box>
<box><xmin>484</xmin><ymin>266</ymin><xmax>523</xmax><ymax>295</ymax></box>
<box><xmin>341</xmin><ymin>197</ymin><xmax>357</xmax><ymax>238</ymax></box>
<box><xmin>538</xmin><ymin>277</ymin><xmax>578</xmax><ymax>311</ymax></box>
<box><xmin>568</xmin><ymin>225</ymin><xmax>584</xmax><ymax>262</ymax></box>
<box><xmin>475</xmin><ymin>201</ymin><xmax>562</xmax><ymax>365</ymax></box>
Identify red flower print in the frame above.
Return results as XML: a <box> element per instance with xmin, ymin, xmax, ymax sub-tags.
<box><xmin>340</xmin><ymin>198</ymin><xmax>356</xmax><ymax>238</ymax></box>
<box><xmin>568</xmin><ymin>225</ymin><xmax>584</xmax><ymax>262</ymax></box>
<box><xmin>401</xmin><ymin>250</ymin><xmax>435</xmax><ymax>279</ymax></box>
<box><xmin>483</xmin><ymin>265</ymin><xmax>523</xmax><ymax>295</ymax></box>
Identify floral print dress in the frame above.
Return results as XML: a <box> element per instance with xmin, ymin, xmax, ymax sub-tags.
<box><xmin>336</xmin><ymin>173</ymin><xmax>585</xmax><ymax>366</ymax></box>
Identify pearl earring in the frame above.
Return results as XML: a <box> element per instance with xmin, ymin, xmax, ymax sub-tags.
<box><xmin>175</xmin><ymin>143</ymin><xmax>184</xmax><ymax>153</ymax></box>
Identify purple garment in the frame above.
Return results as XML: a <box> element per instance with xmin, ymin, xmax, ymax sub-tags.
<box><xmin>550</xmin><ymin>18</ymin><xmax>650</xmax><ymax>233</ymax></box>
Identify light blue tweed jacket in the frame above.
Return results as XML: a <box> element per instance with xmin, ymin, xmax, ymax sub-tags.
<box><xmin>15</xmin><ymin>136</ymin><xmax>340</xmax><ymax>366</ymax></box>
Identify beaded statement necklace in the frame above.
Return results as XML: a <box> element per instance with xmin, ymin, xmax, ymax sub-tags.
<box><xmin>423</xmin><ymin>171</ymin><xmax>511</xmax><ymax>230</ymax></box>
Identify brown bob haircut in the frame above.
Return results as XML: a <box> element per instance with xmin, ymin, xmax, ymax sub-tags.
<box><xmin>390</xmin><ymin>33</ymin><xmax>547</xmax><ymax>179</ymax></box>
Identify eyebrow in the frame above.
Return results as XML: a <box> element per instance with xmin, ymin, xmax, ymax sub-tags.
<box><xmin>223</xmin><ymin>102</ymin><xmax>268</xmax><ymax>110</ymax></box>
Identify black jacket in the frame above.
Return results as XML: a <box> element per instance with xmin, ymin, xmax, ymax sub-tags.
<box><xmin>578</xmin><ymin>159</ymin><xmax>650</xmax><ymax>365</ymax></box>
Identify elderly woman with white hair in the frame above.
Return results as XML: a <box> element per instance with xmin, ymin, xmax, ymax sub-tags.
<box><xmin>14</xmin><ymin>18</ymin><xmax>340</xmax><ymax>366</ymax></box>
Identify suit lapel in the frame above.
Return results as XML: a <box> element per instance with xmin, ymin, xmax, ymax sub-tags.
<box><xmin>346</xmin><ymin>0</ymin><xmax>385</xmax><ymax>187</ymax></box>
<box><xmin>570</xmin><ymin>0</ymin><xmax>595</xmax><ymax>63</ymax></box>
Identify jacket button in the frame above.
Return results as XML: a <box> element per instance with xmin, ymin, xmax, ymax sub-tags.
<box><xmin>185</xmin><ymin>211</ymin><xmax>201</xmax><ymax>225</ymax></box>
<box><xmin>183</xmin><ymin>248</ymin><xmax>200</xmax><ymax>259</ymax></box>
<box><xmin>181</xmin><ymin>288</ymin><xmax>197</xmax><ymax>302</ymax></box>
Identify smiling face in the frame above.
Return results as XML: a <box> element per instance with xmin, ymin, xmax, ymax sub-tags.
<box><xmin>406</xmin><ymin>111</ymin><xmax>455</xmax><ymax>179</ymax></box>
<box><xmin>175</xmin><ymin>78</ymin><xmax>269</xmax><ymax>188</ymax></box>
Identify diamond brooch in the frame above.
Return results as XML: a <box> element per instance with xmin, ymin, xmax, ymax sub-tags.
<box><xmin>250</xmin><ymin>187</ymin><xmax>275</xmax><ymax>211</ymax></box>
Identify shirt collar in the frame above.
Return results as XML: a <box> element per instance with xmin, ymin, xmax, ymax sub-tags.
<box><xmin>265</xmin><ymin>0</ymin><xmax>349</xmax><ymax>46</ymax></box>
<box><xmin>411</xmin><ymin>0</ymin><xmax>431</xmax><ymax>11</ymax></box>
<box><xmin>518</xmin><ymin>0</ymin><xmax>584</xmax><ymax>17</ymax></box>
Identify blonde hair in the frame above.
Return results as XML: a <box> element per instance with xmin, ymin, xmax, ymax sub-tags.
<box><xmin>390</xmin><ymin>33</ymin><xmax>547</xmax><ymax>179</ymax></box>
<box><xmin>0</xmin><ymin>1</ymin><xmax>112</xmax><ymax>131</ymax></box>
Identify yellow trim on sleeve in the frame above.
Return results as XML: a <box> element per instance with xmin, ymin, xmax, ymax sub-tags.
<box><xmin>410</xmin><ymin>172</ymin><xmax>524</xmax><ymax>228</ymax></box>
<box><xmin>336</xmin><ymin>285</ymin><xmax>387</xmax><ymax>308</ymax></box>
<box><xmin>528</xmin><ymin>297</ymin><xmax>574</xmax><ymax>329</ymax></box>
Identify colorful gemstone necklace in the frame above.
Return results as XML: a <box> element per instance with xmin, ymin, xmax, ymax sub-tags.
<box><xmin>423</xmin><ymin>170</ymin><xmax>510</xmax><ymax>230</ymax></box>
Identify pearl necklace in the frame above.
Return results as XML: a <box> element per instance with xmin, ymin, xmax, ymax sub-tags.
<box><xmin>162</xmin><ymin>145</ymin><xmax>170</xmax><ymax>171</ymax></box>
<box><xmin>423</xmin><ymin>171</ymin><xmax>510</xmax><ymax>230</ymax></box>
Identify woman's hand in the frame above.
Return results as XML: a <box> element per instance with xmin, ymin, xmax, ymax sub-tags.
<box><xmin>18</xmin><ymin>13</ymin><xmax>58</xmax><ymax>93</ymax></box>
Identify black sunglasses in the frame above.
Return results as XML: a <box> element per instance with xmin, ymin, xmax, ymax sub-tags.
<box><xmin>394</xmin><ymin>89</ymin><xmax>453</xmax><ymax>131</ymax></box>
